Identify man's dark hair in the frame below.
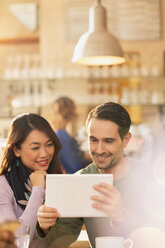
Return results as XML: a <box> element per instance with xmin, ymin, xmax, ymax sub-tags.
<box><xmin>86</xmin><ymin>102</ymin><xmax>131</xmax><ymax>139</ymax></box>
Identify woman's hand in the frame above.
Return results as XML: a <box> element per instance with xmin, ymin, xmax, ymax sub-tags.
<box><xmin>0</xmin><ymin>230</ymin><xmax>17</xmax><ymax>248</ymax></box>
<box><xmin>30</xmin><ymin>171</ymin><xmax>47</xmax><ymax>188</ymax></box>
<box><xmin>91</xmin><ymin>182</ymin><xmax>125</xmax><ymax>223</ymax></box>
<box><xmin>37</xmin><ymin>205</ymin><xmax>60</xmax><ymax>232</ymax></box>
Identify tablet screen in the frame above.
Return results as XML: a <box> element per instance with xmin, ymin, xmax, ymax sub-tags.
<box><xmin>45</xmin><ymin>174</ymin><xmax>113</xmax><ymax>217</ymax></box>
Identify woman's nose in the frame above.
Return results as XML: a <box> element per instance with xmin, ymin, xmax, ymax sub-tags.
<box><xmin>40</xmin><ymin>147</ymin><xmax>48</xmax><ymax>157</ymax></box>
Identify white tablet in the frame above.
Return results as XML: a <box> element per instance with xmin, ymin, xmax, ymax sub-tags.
<box><xmin>45</xmin><ymin>174</ymin><xmax>113</xmax><ymax>217</ymax></box>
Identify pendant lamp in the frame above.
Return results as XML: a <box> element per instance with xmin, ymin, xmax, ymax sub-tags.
<box><xmin>72</xmin><ymin>0</ymin><xmax>125</xmax><ymax>66</ymax></box>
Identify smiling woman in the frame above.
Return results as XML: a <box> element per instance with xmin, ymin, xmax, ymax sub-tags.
<box><xmin>0</xmin><ymin>113</ymin><xmax>62</xmax><ymax>248</ymax></box>
<box><xmin>13</xmin><ymin>129</ymin><xmax>55</xmax><ymax>173</ymax></box>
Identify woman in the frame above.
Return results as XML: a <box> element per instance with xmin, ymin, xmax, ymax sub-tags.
<box><xmin>52</xmin><ymin>96</ymin><xmax>90</xmax><ymax>174</ymax></box>
<box><xmin>0</xmin><ymin>113</ymin><xmax>62</xmax><ymax>247</ymax></box>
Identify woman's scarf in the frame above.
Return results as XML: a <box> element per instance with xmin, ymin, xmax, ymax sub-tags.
<box><xmin>5</xmin><ymin>158</ymin><xmax>32</xmax><ymax>209</ymax></box>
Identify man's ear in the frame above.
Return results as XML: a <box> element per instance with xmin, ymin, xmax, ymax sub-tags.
<box><xmin>123</xmin><ymin>132</ymin><xmax>132</xmax><ymax>148</ymax></box>
<box><xmin>13</xmin><ymin>146</ymin><xmax>20</xmax><ymax>157</ymax></box>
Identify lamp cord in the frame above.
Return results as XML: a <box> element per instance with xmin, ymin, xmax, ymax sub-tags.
<box><xmin>96</xmin><ymin>0</ymin><xmax>101</xmax><ymax>4</ymax></box>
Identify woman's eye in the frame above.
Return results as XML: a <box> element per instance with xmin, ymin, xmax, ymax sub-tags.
<box><xmin>31</xmin><ymin>147</ymin><xmax>39</xmax><ymax>150</ymax></box>
<box><xmin>47</xmin><ymin>143</ymin><xmax>53</xmax><ymax>147</ymax></box>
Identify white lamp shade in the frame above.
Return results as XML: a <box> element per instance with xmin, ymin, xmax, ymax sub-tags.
<box><xmin>72</xmin><ymin>1</ymin><xmax>125</xmax><ymax>66</ymax></box>
<box><xmin>72</xmin><ymin>30</ymin><xmax>125</xmax><ymax>66</ymax></box>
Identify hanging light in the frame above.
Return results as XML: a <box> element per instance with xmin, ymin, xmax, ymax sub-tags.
<box><xmin>72</xmin><ymin>0</ymin><xmax>125</xmax><ymax>66</ymax></box>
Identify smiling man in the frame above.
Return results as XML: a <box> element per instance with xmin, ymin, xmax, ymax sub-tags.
<box><xmin>36</xmin><ymin>102</ymin><xmax>149</xmax><ymax>248</ymax></box>
<box><xmin>86</xmin><ymin>104</ymin><xmax>131</xmax><ymax>175</ymax></box>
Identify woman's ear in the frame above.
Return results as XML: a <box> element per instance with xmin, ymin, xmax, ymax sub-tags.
<box><xmin>123</xmin><ymin>132</ymin><xmax>132</xmax><ymax>148</ymax></box>
<box><xmin>13</xmin><ymin>146</ymin><xmax>20</xmax><ymax>157</ymax></box>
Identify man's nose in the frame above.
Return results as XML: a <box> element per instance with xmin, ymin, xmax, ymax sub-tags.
<box><xmin>95</xmin><ymin>142</ymin><xmax>105</xmax><ymax>154</ymax></box>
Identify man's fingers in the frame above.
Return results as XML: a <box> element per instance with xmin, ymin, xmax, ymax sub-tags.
<box><xmin>93</xmin><ymin>184</ymin><xmax>112</xmax><ymax>196</ymax></box>
<box><xmin>39</xmin><ymin>205</ymin><xmax>58</xmax><ymax>213</ymax></box>
<box><xmin>95</xmin><ymin>182</ymin><xmax>112</xmax><ymax>189</ymax></box>
<box><xmin>37</xmin><ymin>211</ymin><xmax>60</xmax><ymax>218</ymax></box>
<box><xmin>39</xmin><ymin>222</ymin><xmax>55</xmax><ymax>230</ymax></box>
<box><xmin>38</xmin><ymin>217</ymin><xmax>57</xmax><ymax>223</ymax></box>
<box><xmin>39</xmin><ymin>218</ymin><xmax>58</xmax><ymax>230</ymax></box>
<box><xmin>93</xmin><ymin>184</ymin><xmax>119</xmax><ymax>199</ymax></box>
<box><xmin>91</xmin><ymin>195</ymin><xmax>110</xmax><ymax>204</ymax></box>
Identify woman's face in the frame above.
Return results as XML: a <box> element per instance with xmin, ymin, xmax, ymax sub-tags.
<box><xmin>14</xmin><ymin>130</ymin><xmax>55</xmax><ymax>171</ymax></box>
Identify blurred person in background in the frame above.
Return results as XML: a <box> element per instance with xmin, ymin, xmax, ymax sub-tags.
<box><xmin>52</xmin><ymin>96</ymin><xmax>90</xmax><ymax>174</ymax></box>
<box><xmin>0</xmin><ymin>113</ymin><xmax>62</xmax><ymax>248</ymax></box>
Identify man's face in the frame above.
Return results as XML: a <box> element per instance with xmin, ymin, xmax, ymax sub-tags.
<box><xmin>87</xmin><ymin>118</ymin><xmax>130</xmax><ymax>173</ymax></box>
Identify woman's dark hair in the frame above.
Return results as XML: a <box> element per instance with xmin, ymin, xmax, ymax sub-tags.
<box><xmin>86</xmin><ymin>102</ymin><xmax>131</xmax><ymax>140</ymax></box>
<box><xmin>0</xmin><ymin>113</ymin><xmax>62</xmax><ymax>175</ymax></box>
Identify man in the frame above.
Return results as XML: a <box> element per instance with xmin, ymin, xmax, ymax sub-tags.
<box><xmin>37</xmin><ymin>102</ymin><xmax>149</xmax><ymax>248</ymax></box>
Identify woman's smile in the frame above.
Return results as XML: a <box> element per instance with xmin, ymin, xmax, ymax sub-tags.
<box><xmin>36</xmin><ymin>159</ymin><xmax>49</xmax><ymax>167</ymax></box>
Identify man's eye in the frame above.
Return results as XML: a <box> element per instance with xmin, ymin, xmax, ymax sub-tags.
<box><xmin>105</xmin><ymin>140</ymin><xmax>113</xmax><ymax>143</ymax></box>
<box><xmin>90</xmin><ymin>139</ymin><xmax>97</xmax><ymax>142</ymax></box>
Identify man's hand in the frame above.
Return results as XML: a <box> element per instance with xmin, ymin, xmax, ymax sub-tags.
<box><xmin>0</xmin><ymin>230</ymin><xmax>17</xmax><ymax>248</ymax></box>
<box><xmin>91</xmin><ymin>182</ymin><xmax>125</xmax><ymax>223</ymax></box>
<box><xmin>37</xmin><ymin>205</ymin><xmax>60</xmax><ymax>232</ymax></box>
<box><xmin>30</xmin><ymin>171</ymin><xmax>47</xmax><ymax>188</ymax></box>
